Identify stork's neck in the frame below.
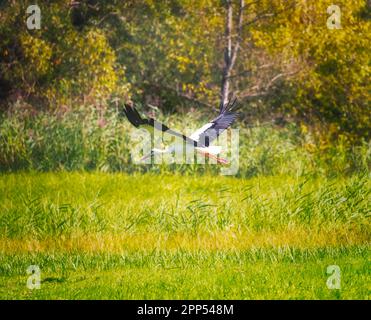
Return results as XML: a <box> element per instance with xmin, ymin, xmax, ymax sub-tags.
<box><xmin>152</xmin><ymin>147</ymin><xmax>169</xmax><ymax>154</ymax></box>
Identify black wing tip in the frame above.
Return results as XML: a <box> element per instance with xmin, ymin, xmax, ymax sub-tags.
<box><xmin>220</xmin><ymin>97</ymin><xmax>238</xmax><ymax>114</ymax></box>
<box><xmin>121</xmin><ymin>103</ymin><xmax>144</xmax><ymax>128</ymax></box>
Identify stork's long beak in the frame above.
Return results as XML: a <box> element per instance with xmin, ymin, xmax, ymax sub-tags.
<box><xmin>140</xmin><ymin>153</ymin><xmax>152</xmax><ymax>162</ymax></box>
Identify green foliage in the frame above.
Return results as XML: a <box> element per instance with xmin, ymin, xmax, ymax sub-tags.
<box><xmin>103</xmin><ymin>0</ymin><xmax>222</xmax><ymax>109</ymax></box>
<box><xmin>0</xmin><ymin>1</ymin><xmax>129</xmax><ymax>108</ymax></box>
<box><xmin>250</xmin><ymin>0</ymin><xmax>370</xmax><ymax>138</ymax></box>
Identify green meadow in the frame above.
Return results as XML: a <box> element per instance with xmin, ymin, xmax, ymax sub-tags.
<box><xmin>0</xmin><ymin>172</ymin><xmax>369</xmax><ymax>299</ymax></box>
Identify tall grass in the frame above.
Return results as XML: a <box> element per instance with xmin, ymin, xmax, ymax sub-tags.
<box><xmin>0</xmin><ymin>173</ymin><xmax>369</xmax><ymax>243</ymax></box>
<box><xmin>0</xmin><ymin>105</ymin><xmax>369</xmax><ymax>175</ymax></box>
<box><xmin>0</xmin><ymin>172</ymin><xmax>369</xmax><ymax>300</ymax></box>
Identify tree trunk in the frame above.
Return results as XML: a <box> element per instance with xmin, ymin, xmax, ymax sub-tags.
<box><xmin>220</xmin><ymin>0</ymin><xmax>244</xmax><ymax>108</ymax></box>
<box><xmin>220</xmin><ymin>0</ymin><xmax>233</xmax><ymax>107</ymax></box>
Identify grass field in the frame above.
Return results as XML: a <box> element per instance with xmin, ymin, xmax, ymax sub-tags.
<box><xmin>0</xmin><ymin>172</ymin><xmax>370</xmax><ymax>299</ymax></box>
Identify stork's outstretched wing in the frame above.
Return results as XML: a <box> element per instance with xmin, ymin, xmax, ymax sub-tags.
<box><xmin>123</xmin><ymin>99</ymin><xmax>238</xmax><ymax>148</ymax></box>
<box><xmin>122</xmin><ymin>104</ymin><xmax>198</xmax><ymax>147</ymax></box>
<box><xmin>190</xmin><ymin>98</ymin><xmax>238</xmax><ymax>146</ymax></box>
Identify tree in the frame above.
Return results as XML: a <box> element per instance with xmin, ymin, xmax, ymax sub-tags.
<box><xmin>0</xmin><ymin>0</ymin><xmax>368</xmax><ymax>139</ymax></box>
<box><xmin>0</xmin><ymin>0</ymin><xmax>129</xmax><ymax>110</ymax></box>
<box><xmin>251</xmin><ymin>0</ymin><xmax>370</xmax><ymax>138</ymax></box>
<box><xmin>220</xmin><ymin>0</ymin><xmax>244</xmax><ymax>107</ymax></box>
<box><xmin>220</xmin><ymin>0</ymin><xmax>298</xmax><ymax>107</ymax></box>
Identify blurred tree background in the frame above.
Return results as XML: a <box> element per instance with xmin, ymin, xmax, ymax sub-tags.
<box><xmin>0</xmin><ymin>0</ymin><xmax>370</xmax><ymax>173</ymax></box>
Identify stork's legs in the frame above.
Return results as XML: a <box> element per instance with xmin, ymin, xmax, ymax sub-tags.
<box><xmin>196</xmin><ymin>150</ymin><xmax>229</xmax><ymax>165</ymax></box>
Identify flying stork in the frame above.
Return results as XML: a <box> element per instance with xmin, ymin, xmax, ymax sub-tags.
<box><xmin>122</xmin><ymin>99</ymin><xmax>238</xmax><ymax>164</ymax></box>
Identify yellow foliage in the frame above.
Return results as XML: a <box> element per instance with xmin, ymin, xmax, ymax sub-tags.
<box><xmin>20</xmin><ymin>34</ymin><xmax>52</xmax><ymax>76</ymax></box>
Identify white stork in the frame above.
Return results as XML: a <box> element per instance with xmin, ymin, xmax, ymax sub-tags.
<box><xmin>122</xmin><ymin>99</ymin><xmax>238</xmax><ymax>164</ymax></box>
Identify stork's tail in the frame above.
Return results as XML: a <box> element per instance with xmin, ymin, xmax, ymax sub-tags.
<box><xmin>196</xmin><ymin>146</ymin><xmax>222</xmax><ymax>155</ymax></box>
